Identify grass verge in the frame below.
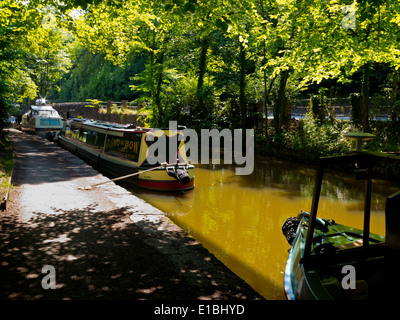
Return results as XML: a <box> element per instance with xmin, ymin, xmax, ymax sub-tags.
<box><xmin>0</xmin><ymin>131</ymin><xmax>14</xmax><ymax>209</ymax></box>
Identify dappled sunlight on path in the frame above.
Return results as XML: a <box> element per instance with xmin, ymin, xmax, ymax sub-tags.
<box><xmin>1</xmin><ymin>203</ymin><xmax>255</xmax><ymax>300</ymax></box>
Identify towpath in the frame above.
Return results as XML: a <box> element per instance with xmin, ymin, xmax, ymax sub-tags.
<box><xmin>0</xmin><ymin>129</ymin><xmax>263</xmax><ymax>301</ymax></box>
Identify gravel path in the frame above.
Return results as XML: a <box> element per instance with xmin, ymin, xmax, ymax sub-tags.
<box><xmin>0</xmin><ymin>129</ymin><xmax>263</xmax><ymax>300</ymax></box>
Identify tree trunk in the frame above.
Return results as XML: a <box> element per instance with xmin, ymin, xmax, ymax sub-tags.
<box><xmin>239</xmin><ymin>42</ymin><xmax>247</xmax><ymax>129</ymax></box>
<box><xmin>196</xmin><ymin>37</ymin><xmax>209</xmax><ymax>119</ymax></box>
<box><xmin>154</xmin><ymin>51</ymin><xmax>164</xmax><ymax>126</ymax></box>
<box><xmin>274</xmin><ymin>69</ymin><xmax>289</xmax><ymax>133</ymax></box>
<box><xmin>260</xmin><ymin>0</ymin><xmax>268</xmax><ymax>137</ymax></box>
<box><xmin>149</xmin><ymin>50</ymin><xmax>155</xmax><ymax>102</ymax></box>
<box><xmin>361</xmin><ymin>63</ymin><xmax>370</xmax><ymax>132</ymax></box>
<box><xmin>392</xmin><ymin>70</ymin><xmax>400</xmax><ymax>125</ymax></box>
<box><xmin>263</xmin><ymin>60</ymin><xmax>268</xmax><ymax>137</ymax></box>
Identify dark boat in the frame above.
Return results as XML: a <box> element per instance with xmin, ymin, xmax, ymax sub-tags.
<box><xmin>58</xmin><ymin>118</ymin><xmax>194</xmax><ymax>192</ymax></box>
<box><xmin>282</xmin><ymin>151</ymin><xmax>400</xmax><ymax>300</ymax></box>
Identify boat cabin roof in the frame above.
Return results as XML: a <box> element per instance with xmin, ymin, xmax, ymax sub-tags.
<box><xmin>70</xmin><ymin>118</ymin><xmax>186</xmax><ymax>134</ymax></box>
<box><xmin>26</xmin><ymin>105</ymin><xmax>62</xmax><ymax>118</ymax></box>
<box><xmin>30</xmin><ymin>105</ymin><xmax>58</xmax><ymax>111</ymax></box>
<box><xmin>71</xmin><ymin>118</ymin><xmax>149</xmax><ymax>133</ymax></box>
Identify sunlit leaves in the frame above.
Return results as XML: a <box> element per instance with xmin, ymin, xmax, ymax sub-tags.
<box><xmin>268</xmin><ymin>0</ymin><xmax>400</xmax><ymax>88</ymax></box>
<box><xmin>3</xmin><ymin>0</ymin><xmax>400</xmax><ymax>131</ymax></box>
<box><xmin>0</xmin><ymin>0</ymin><xmax>73</xmax><ymax>104</ymax></box>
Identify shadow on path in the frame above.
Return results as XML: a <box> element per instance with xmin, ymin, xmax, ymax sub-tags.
<box><xmin>10</xmin><ymin>129</ymin><xmax>98</xmax><ymax>186</ymax></box>
<box><xmin>0</xmin><ymin>203</ymin><xmax>261</xmax><ymax>300</ymax></box>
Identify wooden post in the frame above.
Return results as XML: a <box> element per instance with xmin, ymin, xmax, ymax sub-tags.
<box><xmin>362</xmin><ymin>166</ymin><xmax>372</xmax><ymax>248</ymax></box>
<box><xmin>384</xmin><ymin>190</ymin><xmax>400</xmax><ymax>300</ymax></box>
<box><xmin>303</xmin><ymin>158</ymin><xmax>325</xmax><ymax>264</ymax></box>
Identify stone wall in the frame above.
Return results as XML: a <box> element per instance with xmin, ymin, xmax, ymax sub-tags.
<box><xmin>51</xmin><ymin>101</ymin><xmax>144</xmax><ymax>126</ymax></box>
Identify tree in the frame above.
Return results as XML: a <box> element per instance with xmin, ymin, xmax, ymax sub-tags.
<box><xmin>1</xmin><ymin>0</ymin><xmax>40</xmax><ymax>104</ymax></box>
<box><xmin>26</xmin><ymin>27</ymin><xmax>72</xmax><ymax>100</ymax></box>
<box><xmin>74</xmin><ymin>0</ymin><xmax>266</xmax><ymax>129</ymax></box>
<box><xmin>13</xmin><ymin>0</ymin><xmax>400</xmax><ymax>136</ymax></box>
<box><xmin>0</xmin><ymin>0</ymin><xmax>72</xmax><ymax>114</ymax></box>
<box><xmin>276</xmin><ymin>0</ymin><xmax>400</xmax><ymax>132</ymax></box>
<box><xmin>74</xmin><ymin>1</ymin><xmax>177</xmax><ymax>126</ymax></box>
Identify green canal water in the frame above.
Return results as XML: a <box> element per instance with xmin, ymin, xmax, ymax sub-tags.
<box><xmin>130</xmin><ymin>156</ymin><xmax>399</xmax><ymax>300</ymax></box>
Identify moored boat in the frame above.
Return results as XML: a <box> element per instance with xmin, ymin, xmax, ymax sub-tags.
<box><xmin>20</xmin><ymin>104</ymin><xmax>64</xmax><ymax>141</ymax></box>
<box><xmin>58</xmin><ymin>118</ymin><xmax>194</xmax><ymax>192</ymax></box>
<box><xmin>282</xmin><ymin>152</ymin><xmax>400</xmax><ymax>300</ymax></box>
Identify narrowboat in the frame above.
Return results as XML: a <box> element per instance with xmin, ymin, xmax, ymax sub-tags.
<box><xmin>58</xmin><ymin>118</ymin><xmax>194</xmax><ymax>192</ymax></box>
<box><xmin>282</xmin><ymin>152</ymin><xmax>400</xmax><ymax>300</ymax></box>
<box><xmin>20</xmin><ymin>104</ymin><xmax>64</xmax><ymax>141</ymax></box>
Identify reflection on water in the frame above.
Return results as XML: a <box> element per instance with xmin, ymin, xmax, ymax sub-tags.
<box><xmin>131</xmin><ymin>156</ymin><xmax>399</xmax><ymax>300</ymax></box>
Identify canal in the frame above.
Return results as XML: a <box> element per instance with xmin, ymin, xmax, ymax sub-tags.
<box><xmin>129</xmin><ymin>156</ymin><xmax>399</xmax><ymax>300</ymax></box>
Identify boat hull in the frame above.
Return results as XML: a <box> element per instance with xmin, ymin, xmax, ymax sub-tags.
<box><xmin>58</xmin><ymin>135</ymin><xmax>194</xmax><ymax>192</ymax></box>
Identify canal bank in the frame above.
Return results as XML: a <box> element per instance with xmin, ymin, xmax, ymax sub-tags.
<box><xmin>0</xmin><ymin>129</ymin><xmax>263</xmax><ymax>300</ymax></box>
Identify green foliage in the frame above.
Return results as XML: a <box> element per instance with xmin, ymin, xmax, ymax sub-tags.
<box><xmin>258</xmin><ymin>114</ymin><xmax>400</xmax><ymax>164</ymax></box>
<box><xmin>281</xmin><ymin>114</ymin><xmax>352</xmax><ymax>160</ymax></box>
<box><xmin>85</xmin><ymin>99</ymin><xmax>101</xmax><ymax>110</ymax></box>
<box><xmin>0</xmin><ymin>82</ymin><xmax>13</xmax><ymax>131</ymax></box>
<box><xmin>3</xmin><ymin>0</ymin><xmax>400</xmax><ymax>160</ymax></box>
<box><xmin>49</xmin><ymin>46</ymin><xmax>144</xmax><ymax>102</ymax></box>
<box><xmin>47</xmin><ymin>1</ymin><xmax>400</xmax><ymax>129</ymax></box>
<box><xmin>0</xmin><ymin>0</ymin><xmax>72</xmax><ymax>131</ymax></box>
<box><xmin>368</xmin><ymin>120</ymin><xmax>400</xmax><ymax>153</ymax></box>
<box><xmin>0</xmin><ymin>133</ymin><xmax>15</xmax><ymax>201</ymax></box>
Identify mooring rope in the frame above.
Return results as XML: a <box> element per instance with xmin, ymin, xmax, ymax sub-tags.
<box><xmin>78</xmin><ymin>162</ymin><xmax>171</xmax><ymax>190</ymax></box>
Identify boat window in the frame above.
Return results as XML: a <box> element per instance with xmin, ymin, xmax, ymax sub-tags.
<box><xmin>85</xmin><ymin>130</ymin><xmax>97</xmax><ymax>146</ymax></box>
<box><xmin>40</xmin><ymin>119</ymin><xmax>61</xmax><ymax>126</ymax></box>
<box><xmin>105</xmin><ymin>136</ymin><xmax>141</xmax><ymax>162</ymax></box>
<box><xmin>32</xmin><ymin>109</ymin><xmax>60</xmax><ymax>118</ymax></box>
<box><xmin>67</xmin><ymin>124</ymin><xmax>106</xmax><ymax>149</ymax></box>
<box><xmin>87</xmin><ymin>130</ymin><xmax>105</xmax><ymax>148</ymax></box>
